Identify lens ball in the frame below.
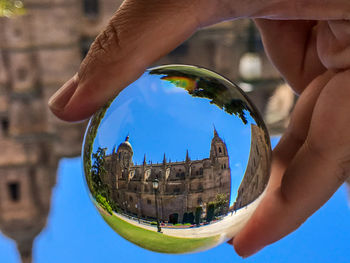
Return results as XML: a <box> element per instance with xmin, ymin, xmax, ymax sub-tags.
<box><xmin>82</xmin><ymin>65</ymin><xmax>271</xmax><ymax>254</ymax></box>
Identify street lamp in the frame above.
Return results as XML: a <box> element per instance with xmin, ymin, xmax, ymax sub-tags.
<box><xmin>238</xmin><ymin>20</ymin><xmax>263</xmax><ymax>92</ymax></box>
<box><xmin>152</xmin><ymin>178</ymin><xmax>161</xmax><ymax>232</ymax></box>
<box><xmin>239</xmin><ymin>52</ymin><xmax>262</xmax><ymax>81</ymax></box>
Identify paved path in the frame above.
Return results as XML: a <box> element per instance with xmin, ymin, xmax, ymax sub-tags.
<box><xmin>113</xmin><ymin>191</ymin><xmax>265</xmax><ymax>240</ymax></box>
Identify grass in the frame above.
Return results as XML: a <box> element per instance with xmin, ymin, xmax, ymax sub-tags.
<box><xmin>100</xmin><ymin>212</ymin><xmax>220</xmax><ymax>254</ymax></box>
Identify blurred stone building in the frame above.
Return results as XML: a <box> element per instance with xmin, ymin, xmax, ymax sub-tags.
<box><xmin>233</xmin><ymin>124</ymin><xmax>271</xmax><ymax>210</ymax></box>
<box><xmin>0</xmin><ymin>1</ymin><xmax>123</xmax><ymax>262</ymax></box>
<box><xmin>0</xmin><ymin>0</ymin><xmax>296</xmax><ymax>262</ymax></box>
<box><xmin>103</xmin><ymin>129</ymin><xmax>230</xmax><ymax>223</ymax></box>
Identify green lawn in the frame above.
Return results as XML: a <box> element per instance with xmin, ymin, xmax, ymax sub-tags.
<box><xmin>100</xmin><ymin>212</ymin><xmax>220</xmax><ymax>254</ymax></box>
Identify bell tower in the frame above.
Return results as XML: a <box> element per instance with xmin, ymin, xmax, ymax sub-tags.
<box><xmin>210</xmin><ymin>128</ymin><xmax>228</xmax><ymax>159</ymax></box>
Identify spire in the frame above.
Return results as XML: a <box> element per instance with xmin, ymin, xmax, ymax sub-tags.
<box><xmin>17</xmin><ymin>239</ymin><xmax>33</xmax><ymax>263</ymax></box>
<box><xmin>186</xmin><ymin>150</ymin><xmax>190</xmax><ymax>162</ymax></box>
<box><xmin>125</xmin><ymin>134</ymin><xmax>130</xmax><ymax>141</ymax></box>
<box><xmin>213</xmin><ymin>125</ymin><xmax>219</xmax><ymax>137</ymax></box>
<box><xmin>143</xmin><ymin>154</ymin><xmax>146</xmax><ymax>165</ymax></box>
<box><xmin>163</xmin><ymin>153</ymin><xmax>166</xmax><ymax>165</ymax></box>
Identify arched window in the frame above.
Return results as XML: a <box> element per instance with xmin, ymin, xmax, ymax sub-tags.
<box><xmin>17</xmin><ymin>67</ymin><xmax>27</xmax><ymax>81</ymax></box>
<box><xmin>83</xmin><ymin>0</ymin><xmax>99</xmax><ymax>17</ymax></box>
<box><xmin>8</xmin><ymin>182</ymin><xmax>20</xmax><ymax>202</ymax></box>
<box><xmin>1</xmin><ymin>118</ymin><xmax>9</xmax><ymax>136</ymax></box>
<box><xmin>219</xmin><ymin>147</ymin><xmax>222</xmax><ymax>153</ymax></box>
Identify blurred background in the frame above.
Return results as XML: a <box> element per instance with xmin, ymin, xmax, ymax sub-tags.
<box><xmin>0</xmin><ymin>1</ymin><xmax>348</xmax><ymax>263</ymax></box>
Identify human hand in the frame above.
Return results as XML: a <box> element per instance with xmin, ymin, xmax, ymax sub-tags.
<box><xmin>48</xmin><ymin>0</ymin><xmax>348</xmax><ymax>121</ymax></box>
<box><xmin>232</xmin><ymin>19</ymin><xmax>350</xmax><ymax>256</ymax></box>
<box><xmin>48</xmin><ymin>0</ymin><xmax>350</xmax><ymax>257</ymax></box>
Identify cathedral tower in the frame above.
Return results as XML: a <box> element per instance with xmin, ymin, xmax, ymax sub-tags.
<box><xmin>210</xmin><ymin>128</ymin><xmax>228</xmax><ymax>160</ymax></box>
<box><xmin>116</xmin><ymin>135</ymin><xmax>134</xmax><ymax>172</ymax></box>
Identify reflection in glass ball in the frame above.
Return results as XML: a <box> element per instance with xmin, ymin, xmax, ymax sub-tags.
<box><xmin>82</xmin><ymin>65</ymin><xmax>271</xmax><ymax>254</ymax></box>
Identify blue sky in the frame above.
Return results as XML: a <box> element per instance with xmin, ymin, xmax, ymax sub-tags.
<box><xmin>2</xmin><ymin>72</ymin><xmax>349</xmax><ymax>262</ymax></box>
<box><xmin>1</xmin><ymin>152</ymin><xmax>350</xmax><ymax>262</ymax></box>
<box><xmin>0</xmin><ymin>138</ymin><xmax>349</xmax><ymax>263</ymax></box>
<box><xmin>93</xmin><ymin>72</ymin><xmax>258</xmax><ymax>205</ymax></box>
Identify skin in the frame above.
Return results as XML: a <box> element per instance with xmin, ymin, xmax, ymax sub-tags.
<box><xmin>48</xmin><ymin>0</ymin><xmax>350</xmax><ymax>258</ymax></box>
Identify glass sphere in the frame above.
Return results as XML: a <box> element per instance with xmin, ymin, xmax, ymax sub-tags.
<box><xmin>82</xmin><ymin>65</ymin><xmax>271</xmax><ymax>254</ymax></box>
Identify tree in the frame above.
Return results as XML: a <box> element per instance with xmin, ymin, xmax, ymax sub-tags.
<box><xmin>182</xmin><ymin>212</ymin><xmax>189</xmax><ymax>224</ymax></box>
<box><xmin>169</xmin><ymin>213</ymin><xmax>179</xmax><ymax>224</ymax></box>
<box><xmin>214</xmin><ymin>193</ymin><xmax>229</xmax><ymax>216</ymax></box>
<box><xmin>149</xmin><ymin>66</ymin><xmax>259</xmax><ymax>125</ymax></box>
<box><xmin>91</xmin><ymin>147</ymin><xmax>114</xmax><ymax>214</ymax></box>
<box><xmin>206</xmin><ymin>202</ymin><xmax>215</xmax><ymax>222</ymax></box>
<box><xmin>195</xmin><ymin>207</ymin><xmax>203</xmax><ymax>226</ymax></box>
<box><xmin>91</xmin><ymin>147</ymin><xmax>107</xmax><ymax>195</ymax></box>
<box><xmin>0</xmin><ymin>0</ymin><xmax>26</xmax><ymax>17</ymax></box>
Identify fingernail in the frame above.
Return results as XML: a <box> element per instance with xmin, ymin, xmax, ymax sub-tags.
<box><xmin>48</xmin><ymin>73</ymin><xmax>79</xmax><ymax>112</ymax></box>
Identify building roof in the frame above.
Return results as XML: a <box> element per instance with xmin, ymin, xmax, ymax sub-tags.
<box><xmin>118</xmin><ymin>135</ymin><xmax>133</xmax><ymax>152</ymax></box>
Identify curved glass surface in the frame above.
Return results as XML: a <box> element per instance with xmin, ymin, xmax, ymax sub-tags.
<box><xmin>82</xmin><ymin>65</ymin><xmax>271</xmax><ymax>253</ymax></box>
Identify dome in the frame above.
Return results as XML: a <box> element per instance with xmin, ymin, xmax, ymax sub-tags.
<box><xmin>118</xmin><ymin>135</ymin><xmax>133</xmax><ymax>152</ymax></box>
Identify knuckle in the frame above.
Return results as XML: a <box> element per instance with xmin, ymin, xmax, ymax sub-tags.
<box><xmin>86</xmin><ymin>22</ymin><xmax>122</xmax><ymax>65</ymax></box>
<box><xmin>336</xmin><ymin>156</ymin><xmax>350</xmax><ymax>183</ymax></box>
<box><xmin>78</xmin><ymin>21</ymin><xmax>123</xmax><ymax>78</ymax></box>
<box><xmin>93</xmin><ymin>25</ymin><xmax>120</xmax><ymax>58</ymax></box>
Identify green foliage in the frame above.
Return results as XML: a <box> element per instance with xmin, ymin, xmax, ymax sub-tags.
<box><xmin>182</xmin><ymin>212</ymin><xmax>188</xmax><ymax>224</ymax></box>
<box><xmin>91</xmin><ymin>147</ymin><xmax>107</xmax><ymax>194</ymax></box>
<box><xmin>150</xmin><ymin>66</ymin><xmax>258</xmax><ymax>125</ymax></box>
<box><xmin>206</xmin><ymin>202</ymin><xmax>215</xmax><ymax>222</ymax></box>
<box><xmin>210</xmin><ymin>194</ymin><xmax>229</xmax><ymax>217</ymax></box>
<box><xmin>168</xmin><ymin>213</ymin><xmax>178</xmax><ymax>224</ymax></box>
<box><xmin>83</xmin><ymin>100</ymin><xmax>112</xmax><ymax>195</ymax></box>
<box><xmin>182</xmin><ymin>212</ymin><xmax>194</xmax><ymax>224</ymax></box>
<box><xmin>96</xmin><ymin>194</ymin><xmax>113</xmax><ymax>215</ymax></box>
<box><xmin>0</xmin><ymin>0</ymin><xmax>26</xmax><ymax>17</ymax></box>
<box><xmin>195</xmin><ymin>206</ymin><xmax>203</xmax><ymax>225</ymax></box>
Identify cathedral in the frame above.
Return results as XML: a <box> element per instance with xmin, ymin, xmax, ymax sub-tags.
<box><xmin>103</xmin><ymin>128</ymin><xmax>231</xmax><ymax>223</ymax></box>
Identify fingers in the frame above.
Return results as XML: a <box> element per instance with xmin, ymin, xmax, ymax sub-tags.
<box><xmin>233</xmin><ymin>70</ymin><xmax>334</xmax><ymax>256</ymax></box>
<box><xmin>48</xmin><ymin>0</ymin><xmax>212</xmax><ymax>121</ymax></box>
<box><xmin>250</xmin><ymin>0</ymin><xmax>350</xmax><ymax>20</ymax></box>
<box><xmin>233</xmin><ymin>70</ymin><xmax>349</xmax><ymax>257</ymax></box>
<box><xmin>49</xmin><ymin>0</ymin><xmax>273</xmax><ymax>122</ymax></box>
<box><xmin>267</xmin><ymin>71</ymin><xmax>335</xmax><ymax>189</ymax></box>
<box><xmin>48</xmin><ymin>0</ymin><xmax>349</xmax><ymax>122</ymax></box>
<box><xmin>317</xmin><ymin>20</ymin><xmax>350</xmax><ymax>70</ymax></box>
<box><xmin>254</xmin><ymin>20</ymin><xmax>326</xmax><ymax>94</ymax></box>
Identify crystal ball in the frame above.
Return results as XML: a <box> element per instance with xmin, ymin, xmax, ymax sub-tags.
<box><xmin>82</xmin><ymin>65</ymin><xmax>271</xmax><ymax>254</ymax></box>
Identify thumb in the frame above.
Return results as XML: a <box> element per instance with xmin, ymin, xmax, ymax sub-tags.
<box><xmin>48</xmin><ymin>0</ymin><xmax>218</xmax><ymax>121</ymax></box>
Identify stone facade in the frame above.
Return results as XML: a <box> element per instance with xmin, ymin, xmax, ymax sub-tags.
<box><xmin>233</xmin><ymin>124</ymin><xmax>271</xmax><ymax>210</ymax></box>
<box><xmin>103</xmin><ymin>129</ymin><xmax>231</xmax><ymax>222</ymax></box>
<box><xmin>0</xmin><ymin>1</ymin><xmax>123</xmax><ymax>262</ymax></box>
<box><xmin>0</xmin><ymin>0</ymin><xmax>300</xmax><ymax>262</ymax></box>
